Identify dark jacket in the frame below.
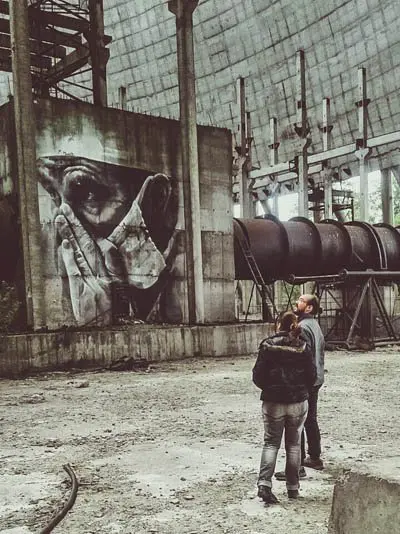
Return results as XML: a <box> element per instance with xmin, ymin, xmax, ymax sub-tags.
<box><xmin>297</xmin><ymin>313</ymin><xmax>325</xmax><ymax>386</ymax></box>
<box><xmin>252</xmin><ymin>331</ymin><xmax>316</xmax><ymax>404</ymax></box>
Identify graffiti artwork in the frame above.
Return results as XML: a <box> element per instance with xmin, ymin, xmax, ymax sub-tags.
<box><xmin>37</xmin><ymin>155</ymin><xmax>183</xmax><ymax>327</ymax></box>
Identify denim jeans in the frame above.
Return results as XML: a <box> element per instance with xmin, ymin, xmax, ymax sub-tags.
<box><xmin>301</xmin><ymin>385</ymin><xmax>321</xmax><ymax>461</ymax></box>
<box><xmin>258</xmin><ymin>400</ymin><xmax>308</xmax><ymax>490</ymax></box>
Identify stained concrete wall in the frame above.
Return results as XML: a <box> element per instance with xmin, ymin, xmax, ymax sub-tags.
<box><xmin>0</xmin><ymin>323</ymin><xmax>273</xmax><ymax>377</ymax></box>
<box><xmin>328</xmin><ymin>459</ymin><xmax>400</xmax><ymax>534</ymax></box>
<box><xmin>0</xmin><ymin>98</ymin><xmax>235</xmax><ymax>330</ymax></box>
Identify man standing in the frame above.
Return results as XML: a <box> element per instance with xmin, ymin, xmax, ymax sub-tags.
<box><xmin>295</xmin><ymin>293</ymin><xmax>325</xmax><ymax>471</ymax></box>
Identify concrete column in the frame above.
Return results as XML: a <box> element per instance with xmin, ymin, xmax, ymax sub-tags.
<box><xmin>88</xmin><ymin>0</ymin><xmax>108</xmax><ymax>106</ymax></box>
<box><xmin>168</xmin><ymin>0</ymin><xmax>204</xmax><ymax>324</ymax></box>
<box><xmin>381</xmin><ymin>168</ymin><xmax>393</xmax><ymax>225</ymax></box>
<box><xmin>10</xmin><ymin>0</ymin><xmax>45</xmax><ymax>328</ymax></box>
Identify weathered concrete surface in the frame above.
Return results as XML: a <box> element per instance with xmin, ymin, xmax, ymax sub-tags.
<box><xmin>0</xmin><ymin>322</ymin><xmax>273</xmax><ymax>377</ymax></box>
<box><xmin>0</xmin><ymin>348</ymin><xmax>399</xmax><ymax>533</ymax></box>
<box><xmin>328</xmin><ymin>459</ymin><xmax>400</xmax><ymax>534</ymax></box>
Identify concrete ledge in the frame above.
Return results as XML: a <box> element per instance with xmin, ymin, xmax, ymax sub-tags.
<box><xmin>0</xmin><ymin>323</ymin><xmax>273</xmax><ymax>377</ymax></box>
<box><xmin>328</xmin><ymin>459</ymin><xmax>400</xmax><ymax>534</ymax></box>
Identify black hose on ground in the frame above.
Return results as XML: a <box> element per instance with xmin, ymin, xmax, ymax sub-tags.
<box><xmin>40</xmin><ymin>463</ymin><xmax>79</xmax><ymax>534</ymax></box>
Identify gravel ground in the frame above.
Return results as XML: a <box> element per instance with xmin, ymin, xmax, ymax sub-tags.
<box><xmin>0</xmin><ymin>346</ymin><xmax>399</xmax><ymax>534</ymax></box>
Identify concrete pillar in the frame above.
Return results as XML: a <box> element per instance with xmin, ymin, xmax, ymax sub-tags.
<box><xmin>381</xmin><ymin>168</ymin><xmax>393</xmax><ymax>225</ymax></box>
<box><xmin>9</xmin><ymin>0</ymin><xmax>45</xmax><ymax>328</ymax></box>
<box><xmin>168</xmin><ymin>0</ymin><xmax>204</xmax><ymax>324</ymax></box>
<box><xmin>88</xmin><ymin>0</ymin><xmax>108</xmax><ymax>106</ymax></box>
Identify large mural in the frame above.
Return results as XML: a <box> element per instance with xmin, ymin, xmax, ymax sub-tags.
<box><xmin>37</xmin><ymin>149</ymin><xmax>183</xmax><ymax>327</ymax></box>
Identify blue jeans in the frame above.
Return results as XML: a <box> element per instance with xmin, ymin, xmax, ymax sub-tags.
<box><xmin>258</xmin><ymin>400</ymin><xmax>308</xmax><ymax>490</ymax></box>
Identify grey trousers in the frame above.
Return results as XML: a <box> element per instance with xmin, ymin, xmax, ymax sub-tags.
<box><xmin>258</xmin><ymin>400</ymin><xmax>308</xmax><ymax>490</ymax></box>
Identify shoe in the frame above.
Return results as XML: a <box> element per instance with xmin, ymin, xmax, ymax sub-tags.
<box><xmin>287</xmin><ymin>489</ymin><xmax>299</xmax><ymax>499</ymax></box>
<box><xmin>302</xmin><ymin>456</ymin><xmax>324</xmax><ymax>470</ymax></box>
<box><xmin>275</xmin><ymin>466</ymin><xmax>307</xmax><ymax>481</ymax></box>
<box><xmin>257</xmin><ymin>485</ymin><xmax>279</xmax><ymax>504</ymax></box>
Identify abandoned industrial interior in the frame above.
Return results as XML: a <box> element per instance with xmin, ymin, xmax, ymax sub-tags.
<box><xmin>0</xmin><ymin>0</ymin><xmax>399</xmax><ymax>532</ymax></box>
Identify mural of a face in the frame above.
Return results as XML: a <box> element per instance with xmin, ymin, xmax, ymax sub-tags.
<box><xmin>37</xmin><ymin>156</ymin><xmax>181</xmax><ymax>326</ymax></box>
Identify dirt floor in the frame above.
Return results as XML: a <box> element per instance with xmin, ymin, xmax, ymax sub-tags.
<box><xmin>0</xmin><ymin>346</ymin><xmax>399</xmax><ymax>534</ymax></box>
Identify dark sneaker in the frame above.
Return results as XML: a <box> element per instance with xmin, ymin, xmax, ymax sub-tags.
<box><xmin>257</xmin><ymin>485</ymin><xmax>279</xmax><ymax>504</ymax></box>
<box><xmin>302</xmin><ymin>456</ymin><xmax>324</xmax><ymax>470</ymax></box>
<box><xmin>275</xmin><ymin>466</ymin><xmax>307</xmax><ymax>481</ymax></box>
<box><xmin>287</xmin><ymin>489</ymin><xmax>299</xmax><ymax>499</ymax></box>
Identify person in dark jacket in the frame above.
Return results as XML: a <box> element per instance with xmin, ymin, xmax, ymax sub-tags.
<box><xmin>253</xmin><ymin>311</ymin><xmax>316</xmax><ymax>504</ymax></box>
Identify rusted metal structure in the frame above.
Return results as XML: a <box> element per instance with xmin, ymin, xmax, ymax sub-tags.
<box><xmin>3</xmin><ymin>0</ymin><xmax>110</xmax><ymax>104</ymax></box>
<box><xmin>234</xmin><ymin>216</ymin><xmax>400</xmax><ymax>347</ymax></box>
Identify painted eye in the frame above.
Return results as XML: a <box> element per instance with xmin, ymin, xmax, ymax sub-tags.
<box><xmin>66</xmin><ymin>175</ymin><xmax>110</xmax><ymax>204</ymax></box>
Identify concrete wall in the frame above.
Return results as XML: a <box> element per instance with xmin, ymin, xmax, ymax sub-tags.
<box><xmin>328</xmin><ymin>460</ymin><xmax>400</xmax><ymax>534</ymax></box>
<box><xmin>0</xmin><ymin>98</ymin><xmax>235</xmax><ymax>330</ymax></box>
<box><xmin>0</xmin><ymin>322</ymin><xmax>273</xmax><ymax>378</ymax></box>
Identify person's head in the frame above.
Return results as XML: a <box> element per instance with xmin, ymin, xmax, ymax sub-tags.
<box><xmin>276</xmin><ymin>311</ymin><xmax>298</xmax><ymax>333</ymax></box>
<box><xmin>295</xmin><ymin>293</ymin><xmax>320</xmax><ymax>316</ymax></box>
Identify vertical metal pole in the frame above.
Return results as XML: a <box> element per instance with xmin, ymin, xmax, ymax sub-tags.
<box><xmin>168</xmin><ymin>0</ymin><xmax>204</xmax><ymax>324</ymax></box>
<box><xmin>237</xmin><ymin>77</ymin><xmax>250</xmax><ymax>217</ymax></box>
<box><xmin>269</xmin><ymin>117</ymin><xmax>280</xmax><ymax>217</ymax></box>
<box><xmin>246</xmin><ymin>110</ymin><xmax>256</xmax><ymax>217</ymax></box>
<box><xmin>118</xmin><ymin>86</ymin><xmax>127</xmax><ymax>110</ymax></box>
<box><xmin>295</xmin><ymin>50</ymin><xmax>310</xmax><ymax>218</ymax></box>
<box><xmin>88</xmin><ymin>0</ymin><xmax>108</xmax><ymax>106</ymax></box>
<box><xmin>10</xmin><ymin>0</ymin><xmax>45</xmax><ymax>329</ymax></box>
<box><xmin>269</xmin><ymin>117</ymin><xmax>279</xmax><ymax>166</ymax></box>
<box><xmin>381</xmin><ymin>168</ymin><xmax>393</xmax><ymax>225</ymax></box>
<box><xmin>322</xmin><ymin>97</ymin><xmax>333</xmax><ymax>219</ymax></box>
<box><xmin>355</xmin><ymin>67</ymin><xmax>370</xmax><ymax>221</ymax></box>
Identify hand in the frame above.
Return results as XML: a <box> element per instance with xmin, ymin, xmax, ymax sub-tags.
<box><xmin>55</xmin><ymin>203</ymin><xmax>115</xmax><ymax>326</ymax></box>
<box><xmin>102</xmin><ymin>181</ymin><xmax>167</xmax><ymax>290</ymax></box>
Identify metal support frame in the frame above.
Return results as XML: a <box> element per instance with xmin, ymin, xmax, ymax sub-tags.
<box><xmin>2</xmin><ymin>0</ymin><xmax>111</xmax><ymax>103</ymax></box>
<box><xmin>355</xmin><ymin>68</ymin><xmax>371</xmax><ymax>220</ymax></box>
<box><xmin>295</xmin><ymin>49</ymin><xmax>310</xmax><ymax>218</ymax></box>
<box><xmin>381</xmin><ymin>168</ymin><xmax>393</xmax><ymax>225</ymax></box>
<box><xmin>285</xmin><ymin>271</ymin><xmax>399</xmax><ymax>348</ymax></box>
<box><xmin>321</xmin><ymin>97</ymin><xmax>334</xmax><ymax>219</ymax></box>
<box><xmin>243</xmin><ymin>56</ymin><xmax>400</xmax><ymax>216</ymax></box>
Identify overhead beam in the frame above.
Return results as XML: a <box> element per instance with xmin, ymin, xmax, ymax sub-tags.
<box><xmin>39</xmin><ymin>45</ymin><xmax>89</xmax><ymax>85</ymax></box>
<box><xmin>28</xmin><ymin>6</ymin><xmax>90</xmax><ymax>33</ymax></box>
<box><xmin>0</xmin><ymin>46</ymin><xmax>51</xmax><ymax>69</ymax></box>
<box><xmin>250</xmin><ymin>130</ymin><xmax>400</xmax><ymax>180</ymax></box>
<box><xmin>0</xmin><ymin>18</ymin><xmax>83</xmax><ymax>47</ymax></box>
<box><xmin>0</xmin><ymin>32</ymin><xmax>67</xmax><ymax>58</ymax></box>
<box><xmin>1</xmin><ymin>1</ymin><xmax>90</xmax><ymax>33</ymax></box>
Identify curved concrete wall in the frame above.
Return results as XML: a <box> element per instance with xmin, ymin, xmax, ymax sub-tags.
<box><xmin>101</xmin><ymin>0</ymin><xmax>400</xmax><ymax>170</ymax></box>
<box><xmin>0</xmin><ymin>0</ymin><xmax>399</xmax><ymax>171</ymax></box>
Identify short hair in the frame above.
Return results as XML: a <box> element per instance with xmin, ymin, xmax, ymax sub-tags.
<box><xmin>303</xmin><ymin>294</ymin><xmax>320</xmax><ymax>315</ymax></box>
<box><xmin>277</xmin><ymin>311</ymin><xmax>298</xmax><ymax>332</ymax></box>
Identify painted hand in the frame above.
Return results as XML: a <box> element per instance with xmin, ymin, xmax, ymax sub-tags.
<box><xmin>55</xmin><ymin>203</ymin><xmax>117</xmax><ymax>326</ymax></box>
<box><xmin>101</xmin><ymin>177</ymin><xmax>167</xmax><ymax>290</ymax></box>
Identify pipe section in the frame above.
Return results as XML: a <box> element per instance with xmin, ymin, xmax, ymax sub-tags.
<box><xmin>234</xmin><ymin>217</ymin><xmax>400</xmax><ymax>281</ymax></box>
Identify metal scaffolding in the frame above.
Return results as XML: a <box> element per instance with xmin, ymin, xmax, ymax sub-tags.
<box><xmin>2</xmin><ymin>0</ymin><xmax>110</xmax><ymax>105</ymax></box>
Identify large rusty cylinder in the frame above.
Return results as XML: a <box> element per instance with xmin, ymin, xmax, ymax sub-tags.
<box><xmin>234</xmin><ymin>217</ymin><xmax>400</xmax><ymax>282</ymax></box>
<box><xmin>344</xmin><ymin>222</ymin><xmax>385</xmax><ymax>271</ymax></box>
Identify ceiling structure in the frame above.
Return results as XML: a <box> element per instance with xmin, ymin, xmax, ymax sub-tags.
<box><xmin>1</xmin><ymin>0</ymin><xmax>399</xmax><ymax>190</ymax></box>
